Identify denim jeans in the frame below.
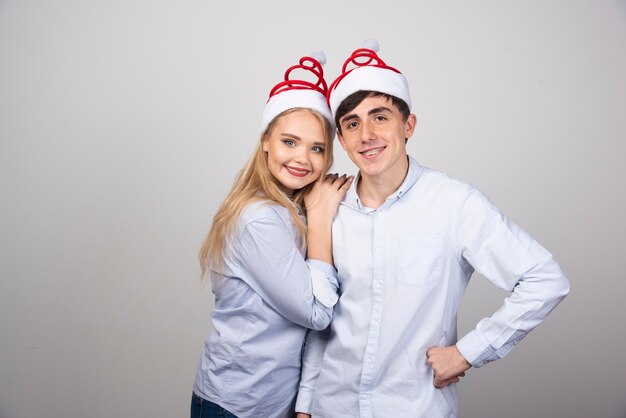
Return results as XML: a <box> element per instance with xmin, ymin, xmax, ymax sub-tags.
<box><xmin>190</xmin><ymin>392</ymin><xmax>239</xmax><ymax>418</ymax></box>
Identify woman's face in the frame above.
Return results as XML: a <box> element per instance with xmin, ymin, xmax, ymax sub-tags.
<box><xmin>263</xmin><ymin>110</ymin><xmax>327</xmax><ymax>193</ymax></box>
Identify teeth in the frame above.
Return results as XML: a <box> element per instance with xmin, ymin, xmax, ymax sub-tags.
<box><xmin>363</xmin><ymin>147</ymin><xmax>383</xmax><ymax>156</ymax></box>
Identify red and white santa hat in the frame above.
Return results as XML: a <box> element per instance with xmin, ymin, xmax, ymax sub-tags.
<box><xmin>327</xmin><ymin>39</ymin><xmax>412</xmax><ymax>117</ymax></box>
<box><xmin>261</xmin><ymin>52</ymin><xmax>334</xmax><ymax>133</ymax></box>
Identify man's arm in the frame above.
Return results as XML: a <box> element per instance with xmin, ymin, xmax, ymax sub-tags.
<box><xmin>446</xmin><ymin>188</ymin><xmax>570</xmax><ymax>372</ymax></box>
<box><xmin>295</xmin><ymin>326</ymin><xmax>331</xmax><ymax>416</ymax></box>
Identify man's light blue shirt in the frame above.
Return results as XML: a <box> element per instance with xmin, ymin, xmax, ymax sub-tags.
<box><xmin>297</xmin><ymin>156</ymin><xmax>570</xmax><ymax>417</ymax></box>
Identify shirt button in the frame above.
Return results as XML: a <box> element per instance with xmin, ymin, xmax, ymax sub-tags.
<box><xmin>373</xmin><ymin>282</ymin><xmax>381</xmax><ymax>289</ymax></box>
<box><xmin>360</xmin><ymin>394</ymin><xmax>369</xmax><ymax>400</ymax></box>
<box><xmin>366</xmin><ymin>357</ymin><xmax>373</xmax><ymax>364</ymax></box>
<box><xmin>305</xmin><ymin>293</ymin><xmax>313</xmax><ymax>301</ymax></box>
<box><xmin>371</xmin><ymin>320</ymin><xmax>379</xmax><ymax>327</ymax></box>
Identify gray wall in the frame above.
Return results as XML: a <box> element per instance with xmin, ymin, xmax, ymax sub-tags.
<box><xmin>1</xmin><ymin>1</ymin><xmax>624</xmax><ymax>417</ymax></box>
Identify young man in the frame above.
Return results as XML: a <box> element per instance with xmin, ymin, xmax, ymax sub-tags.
<box><xmin>295</xmin><ymin>42</ymin><xmax>570</xmax><ymax>417</ymax></box>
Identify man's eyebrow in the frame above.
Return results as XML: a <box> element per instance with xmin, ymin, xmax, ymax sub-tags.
<box><xmin>368</xmin><ymin>106</ymin><xmax>392</xmax><ymax>115</ymax></box>
<box><xmin>340</xmin><ymin>107</ymin><xmax>392</xmax><ymax>125</ymax></box>
<box><xmin>340</xmin><ymin>113</ymin><xmax>360</xmax><ymax>125</ymax></box>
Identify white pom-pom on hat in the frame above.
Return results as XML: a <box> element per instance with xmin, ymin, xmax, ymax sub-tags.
<box><xmin>362</xmin><ymin>38</ymin><xmax>380</xmax><ymax>52</ymax></box>
<box><xmin>310</xmin><ymin>51</ymin><xmax>327</xmax><ymax>66</ymax></box>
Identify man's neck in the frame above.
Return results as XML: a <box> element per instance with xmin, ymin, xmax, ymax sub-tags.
<box><xmin>357</xmin><ymin>157</ymin><xmax>410</xmax><ymax>209</ymax></box>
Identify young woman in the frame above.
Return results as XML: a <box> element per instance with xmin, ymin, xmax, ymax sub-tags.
<box><xmin>191</xmin><ymin>53</ymin><xmax>352</xmax><ymax>418</ymax></box>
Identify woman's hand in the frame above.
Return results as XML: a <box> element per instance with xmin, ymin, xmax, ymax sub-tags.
<box><xmin>305</xmin><ymin>173</ymin><xmax>353</xmax><ymax>222</ymax></box>
<box><xmin>304</xmin><ymin>173</ymin><xmax>353</xmax><ymax>264</ymax></box>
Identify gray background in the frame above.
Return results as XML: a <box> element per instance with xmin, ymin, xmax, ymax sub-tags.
<box><xmin>1</xmin><ymin>0</ymin><xmax>624</xmax><ymax>417</ymax></box>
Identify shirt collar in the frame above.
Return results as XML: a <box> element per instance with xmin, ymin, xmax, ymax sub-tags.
<box><xmin>342</xmin><ymin>155</ymin><xmax>422</xmax><ymax>212</ymax></box>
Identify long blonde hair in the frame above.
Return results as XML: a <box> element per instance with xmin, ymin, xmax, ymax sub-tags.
<box><xmin>199</xmin><ymin>108</ymin><xmax>334</xmax><ymax>276</ymax></box>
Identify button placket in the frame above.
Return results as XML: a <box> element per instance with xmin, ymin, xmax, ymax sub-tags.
<box><xmin>358</xmin><ymin>211</ymin><xmax>385</xmax><ymax>416</ymax></box>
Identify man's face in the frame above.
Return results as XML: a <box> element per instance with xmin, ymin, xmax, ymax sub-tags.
<box><xmin>337</xmin><ymin>95</ymin><xmax>416</xmax><ymax>182</ymax></box>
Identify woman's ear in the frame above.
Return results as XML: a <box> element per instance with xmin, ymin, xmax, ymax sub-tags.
<box><xmin>262</xmin><ymin>137</ymin><xmax>269</xmax><ymax>153</ymax></box>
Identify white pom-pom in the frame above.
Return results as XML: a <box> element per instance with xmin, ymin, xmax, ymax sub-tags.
<box><xmin>363</xmin><ymin>38</ymin><xmax>380</xmax><ymax>52</ymax></box>
<box><xmin>310</xmin><ymin>51</ymin><xmax>327</xmax><ymax>66</ymax></box>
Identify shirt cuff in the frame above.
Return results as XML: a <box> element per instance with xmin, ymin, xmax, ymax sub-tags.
<box><xmin>295</xmin><ymin>389</ymin><xmax>314</xmax><ymax>414</ymax></box>
<box><xmin>456</xmin><ymin>330</ymin><xmax>497</xmax><ymax>368</ymax></box>
<box><xmin>307</xmin><ymin>260</ymin><xmax>339</xmax><ymax>308</ymax></box>
<box><xmin>307</xmin><ymin>259</ymin><xmax>338</xmax><ymax>283</ymax></box>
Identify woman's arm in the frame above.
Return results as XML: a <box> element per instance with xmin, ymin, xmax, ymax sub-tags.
<box><xmin>305</xmin><ymin>174</ymin><xmax>353</xmax><ymax>264</ymax></box>
<box><xmin>233</xmin><ymin>175</ymin><xmax>351</xmax><ymax>330</ymax></box>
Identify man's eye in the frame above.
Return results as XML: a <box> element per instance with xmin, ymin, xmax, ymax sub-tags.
<box><xmin>375</xmin><ymin>115</ymin><xmax>387</xmax><ymax>122</ymax></box>
<box><xmin>346</xmin><ymin>121</ymin><xmax>358</xmax><ymax>129</ymax></box>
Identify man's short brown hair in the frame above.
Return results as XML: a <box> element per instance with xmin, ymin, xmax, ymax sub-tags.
<box><xmin>335</xmin><ymin>90</ymin><xmax>410</xmax><ymax>134</ymax></box>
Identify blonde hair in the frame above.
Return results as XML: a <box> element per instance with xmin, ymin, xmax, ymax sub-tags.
<box><xmin>199</xmin><ymin>108</ymin><xmax>334</xmax><ymax>276</ymax></box>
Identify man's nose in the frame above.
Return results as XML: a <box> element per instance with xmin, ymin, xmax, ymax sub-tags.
<box><xmin>361</xmin><ymin>121</ymin><xmax>376</xmax><ymax>142</ymax></box>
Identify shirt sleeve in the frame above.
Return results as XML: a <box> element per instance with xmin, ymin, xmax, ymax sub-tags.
<box><xmin>236</xmin><ymin>209</ymin><xmax>339</xmax><ymax>330</ymax></box>
<box><xmin>295</xmin><ymin>327</ymin><xmax>331</xmax><ymax>413</ymax></box>
<box><xmin>454</xmin><ymin>188</ymin><xmax>570</xmax><ymax>368</ymax></box>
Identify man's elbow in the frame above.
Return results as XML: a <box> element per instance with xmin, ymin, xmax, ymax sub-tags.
<box><xmin>556</xmin><ymin>274</ymin><xmax>571</xmax><ymax>301</ymax></box>
<box><xmin>543</xmin><ymin>259</ymin><xmax>571</xmax><ymax>302</ymax></box>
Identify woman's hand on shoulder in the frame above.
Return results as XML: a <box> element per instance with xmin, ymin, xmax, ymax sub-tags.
<box><xmin>305</xmin><ymin>173</ymin><xmax>353</xmax><ymax>222</ymax></box>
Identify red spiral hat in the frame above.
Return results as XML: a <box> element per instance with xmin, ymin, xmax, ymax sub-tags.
<box><xmin>262</xmin><ymin>52</ymin><xmax>334</xmax><ymax>132</ymax></box>
<box><xmin>327</xmin><ymin>39</ymin><xmax>411</xmax><ymax>116</ymax></box>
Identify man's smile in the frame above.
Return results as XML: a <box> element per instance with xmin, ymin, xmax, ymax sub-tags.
<box><xmin>359</xmin><ymin>146</ymin><xmax>386</xmax><ymax>159</ymax></box>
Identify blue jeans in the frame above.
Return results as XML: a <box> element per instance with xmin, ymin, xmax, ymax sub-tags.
<box><xmin>190</xmin><ymin>392</ymin><xmax>239</xmax><ymax>418</ymax></box>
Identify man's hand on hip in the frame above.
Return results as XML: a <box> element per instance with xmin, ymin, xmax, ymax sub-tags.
<box><xmin>426</xmin><ymin>345</ymin><xmax>471</xmax><ymax>388</ymax></box>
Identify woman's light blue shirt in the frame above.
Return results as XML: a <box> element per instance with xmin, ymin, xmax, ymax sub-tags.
<box><xmin>193</xmin><ymin>201</ymin><xmax>338</xmax><ymax>418</ymax></box>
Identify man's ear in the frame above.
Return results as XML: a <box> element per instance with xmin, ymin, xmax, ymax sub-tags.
<box><xmin>336</xmin><ymin>129</ymin><xmax>348</xmax><ymax>151</ymax></box>
<box><xmin>404</xmin><ymin>114</ymin><xmax>417</xmax><ymax>140</ymax></box>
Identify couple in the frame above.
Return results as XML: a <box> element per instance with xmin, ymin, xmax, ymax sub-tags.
<box><xmin>191</xmin><ymin>41</ymin><xmax>570</xmax><ymax>418</ymax></box>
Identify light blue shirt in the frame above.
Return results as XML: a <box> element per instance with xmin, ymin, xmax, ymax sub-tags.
<box><xmin>297</xmin><ymin>156</ymin><xmax>570</xmax><ymax>417</ymax></box>
<box><xmin>193</xmin><ymin>201</ymin><xmax>339</xmax><ymax>418</ymax></box>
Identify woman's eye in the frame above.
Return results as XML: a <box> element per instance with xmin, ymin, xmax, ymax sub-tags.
<box><xmin>312</xmin><ymin>146</ymin><xmax>324</xmax><ymax>153</ymax></box>
<box><xmin>282</xmin><ymin>139</ymin><xmax>295</xmax><ymax>147</ymax></box>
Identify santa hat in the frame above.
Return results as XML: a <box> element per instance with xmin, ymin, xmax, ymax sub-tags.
<box><xmin>327</xmin><ymin>39</ymin><xmax>412</xmax><ymax>117</ymax></box>
<box><xmin>261</xmin><ymin>52</ymin><xmax>334</xmax><ymax>133</ymax></box>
